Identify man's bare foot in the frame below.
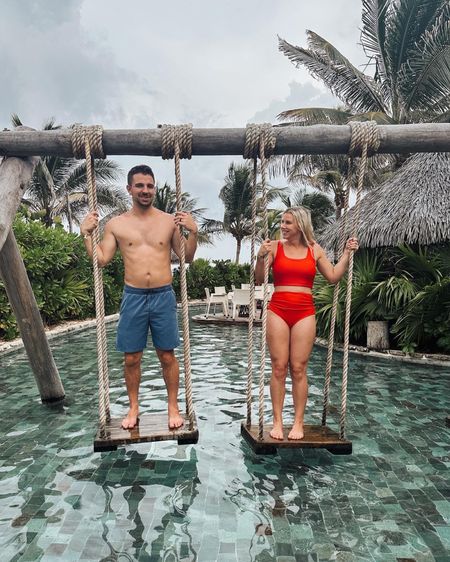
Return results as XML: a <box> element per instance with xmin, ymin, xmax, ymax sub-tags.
<box><xmin>122</xmin><ymin>409</ymin><xmax>139</xmax><ymax>430</ymax></box>
<box><xmin>168</xmin><ymin>408</ymin><xmax>184</xmax><ymax>430</ymax></box>
<box><xmin>269</xmin><ymin>423</ymin><xmax>284</xmax><ymax>440</ymax></box>
<box><xmin>288</xmin><ymin>423</ymin><xmax>304</xmax><ymax>440</ymax></box>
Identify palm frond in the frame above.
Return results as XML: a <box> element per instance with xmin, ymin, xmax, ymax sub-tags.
<box><xmin>361</xmin><ymin>0</ymin><xmax>390</xmax><ymax>88</ymax></box>
<box><xmin>278</xmin><ymin>35</ymin><xmax>385</xmax><ymax>114</ymax></box>
<box><xmin>11</xmin><ymin>114</ymin><xmax>22</xmax><ymax>127</ymax></box>
<box><xmin>349</xmin><ymin>111</ymin><xmax>395</xmax><ymax>123</ymax></box>
<box><xmin>277</xmin><ymin>107</ymin><xmax>352</xmax><ymax>125</ymax></box>
<box><xmin>401</xmin><ymin>4</ymin><xmax>450</xmax><ymax>113</ymax></box>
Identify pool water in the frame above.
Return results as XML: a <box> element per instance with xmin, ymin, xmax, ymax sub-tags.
<box><xmin>0</xmin><ymin>308</ymin><xmax>449</xmax><ymax>561</ymax></box>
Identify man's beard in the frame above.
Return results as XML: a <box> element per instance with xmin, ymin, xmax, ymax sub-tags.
<box><xmin>136</xmin><ymin>196</ymin><xmax>153</xmax><ymax>208</ymax></box>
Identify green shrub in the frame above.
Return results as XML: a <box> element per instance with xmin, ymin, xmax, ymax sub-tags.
<box><xmin>314</xmin><ymin>244</ymin><xmax>450</xmax><ymax>353</ymax></box>
<box><xmin>0</xmin><ymin>218</ymin><xmax>124</xmax><ymax>340</ymax></box>
<box><xmin>172</xmin><ymin>258</ymin><xmax>251</xmax><ymax>299</ymax></box>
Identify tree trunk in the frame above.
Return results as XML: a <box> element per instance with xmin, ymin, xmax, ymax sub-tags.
<box><xmin>235</xmin><ymin>239</ymin><xmax>241</xmax><ymax>264</ymax></box>
<box><xmin>367</xmin><ymin>320</ymin><xmax>390</xmax><ymax>350</ymax></box>
<box><xmin>0</xmin><ymin>231</ymin><xmax>65</xmax><ymax>402</ymax></box>
<box><xmin>66</xmin><ymin>193</ymin><xmax>73</xmax><ymax>233</ymax></box>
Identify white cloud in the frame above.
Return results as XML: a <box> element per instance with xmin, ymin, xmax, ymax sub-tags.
<box><xmin>2</xmin><ymin>0</ymin><xmax>365</xmax><ymax>262</ymax></box>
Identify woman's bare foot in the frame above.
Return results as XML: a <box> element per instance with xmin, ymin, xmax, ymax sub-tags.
<box><xmin>122</xmin><ymin>408</ymin><xmax>139</xmax><ymax>430</ymax></box>
<box><xmin>168</xmin><ymin>407</ymin><xmax>184</xmax><ymax>429</ymax></box>
<box><xmin>270</xmin><ymin>423</ymin><xmax>284</xmax><ymax>440</ymax></box>
<box><xmin>288</xmin><ymin>423</ymin><xmax>304</xmax><ymax>440</ymax></box>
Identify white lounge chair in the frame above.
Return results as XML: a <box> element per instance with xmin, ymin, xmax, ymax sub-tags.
<box><xmin>231</xmin><ymin>288</ymin><xmax>251</xmax><ymax>319</ymax></box>
<box><xmin>205</xmin><ymin>288</ymin><xmax>229</xmax><ymax>318</ymax></box>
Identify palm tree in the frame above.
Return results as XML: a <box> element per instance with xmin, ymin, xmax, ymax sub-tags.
<box><xmin>13</xmin><ymin>115</ymin><xmax>127</xmax><ymax>231</ymax></box>
<box><xmin>203</xmin><ymin>163</ymin><xmax>286</xmax><ymax>263</ymax></box>
<box><xmin>280</xmin><ymin>188</ymin><xmax>335</xmax><ymax>232</ymax></box>
<box><xmin>279</xmin><ymin>1</ymin><xmax>450</xmax><ymax>125</ymax></box>
<box><xmin>152</xmin><ymin>182</ymin><xmax>214</xmax><ymax>246</ymax></box>
<box><xmin>276</xmin><ymin>1</ymin><xmax>450</xmax><ymax>204</ymax></box>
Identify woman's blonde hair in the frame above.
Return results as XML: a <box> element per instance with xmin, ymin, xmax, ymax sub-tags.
<box><xmin>283</xmin><ymin>206</ymin><xmax>315</xmax><ymax>246</ymax></box>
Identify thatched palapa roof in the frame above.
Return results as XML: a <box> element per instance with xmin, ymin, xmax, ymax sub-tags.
<box><xmin>320</xmin><ymin>152</ymin><xmax>450</xmax><ymax>249</ymax></box>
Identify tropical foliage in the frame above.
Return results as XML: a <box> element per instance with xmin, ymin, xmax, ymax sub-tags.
<box><xmin>0</xmin><ymin>215</ymin><xmax>124</xmax><ymax>340</ymax></box>
<box><xmin>202</xmin><ymin>163</ymin><xmax>286</xmax><ymax>263</ymax></box>
<box><xmin>172</xmin><ymin>259</ymin><xmax>251</xmax><ymax>300</ymax></box>
<box><xmin>314</xmin><ymin>244</ymin><xmax>450</xmax><ymax>353</ymax></box>
<box><xmin>279</xmin><ymin>1</ymin><xmax>450</xmax><ymax>126</ymax></box>
<box><xmin>280</xmin><ymin>189</ymin><xmax>335</xmax><ymax>232</ymax></box>
<box><xmin>153</xmin><ymin>182</ymin><xmax>214</xmax><ymax>246</ymax></box>
<box><xmin>275</xmin><ymin>0</ymin><xmax>450</xmax><ymax>207</ymax></box>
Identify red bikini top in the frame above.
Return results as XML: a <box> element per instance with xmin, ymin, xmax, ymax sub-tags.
<box><xmin>272</xmin><ymin>242</ymin><xmax>316</xmax><ymax>288</ymax></box>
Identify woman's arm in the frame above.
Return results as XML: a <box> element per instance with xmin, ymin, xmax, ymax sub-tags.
<box><xmin>316</xmin><ymin>238</ymin><xmax>359</xmax><ymax>284</ymax></box>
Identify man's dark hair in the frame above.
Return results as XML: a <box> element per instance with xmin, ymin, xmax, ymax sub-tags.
<box><xmin>127</xmin><ymin>165</ymin><xmax>155</xmax><ymax>186</ymax></box>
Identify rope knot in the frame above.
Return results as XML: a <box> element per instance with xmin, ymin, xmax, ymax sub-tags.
<box><xmin>71</xmin><ymin>124</ymin><xmax>105</xmax><ymax>159</ymax></box>
<box><xmin>243</xmin><ymin>123</ymin><xmax>277</xmax><ymax>160</ymax></box>
<box><xmin>348</xmin><ymin>121</ymin><xmax>380</xmax><ymax>157</ymax></box>
<box><xmin>159</xmin><ymin>124</ymin><xmax>193</xmax><ymax>160</ymax></box>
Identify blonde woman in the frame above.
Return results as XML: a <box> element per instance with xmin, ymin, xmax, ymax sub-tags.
<box><xmin>255</xmin><ymin>207</ymin><xmax>358</xmax><ymax>440</ymax></box>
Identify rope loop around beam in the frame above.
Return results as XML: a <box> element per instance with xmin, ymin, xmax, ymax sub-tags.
<box><xmin>243</xmin><ymin>123</ymin><xmax>277</xmax><ymax>160</ymax></box>
<box><xmin>71</xmin><ymin>125</ymin><xmax>106</xmax><ymax>159</ymax></box>
<box><xmin>160</xmin><ymin>124</ymin><xmax>193</xmax><ymax>160</ymax></box>
<box><xmin>348</xmin><ymin>121</ymin><xmax>380</xmax><ymax>157</ymax></box>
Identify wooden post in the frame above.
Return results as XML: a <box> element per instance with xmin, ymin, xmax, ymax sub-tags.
<box><xmin>367</xmin><ymin>320</ymin><xmax>390</xmax><ymax>350</ymax></box>
<box><xmin>0</xmin><ymin>152</ymin><xmax>65</xmax><ymax>403</ymax></box>
<box><xmin>0</xmin><ymin>148</ymin><xmax>38</xmax><ymax>252</ymax></box>
<box><xmin>0</xmin><ymin>231</ymin><xmax>65</xmax><ymax>402</ymax></box>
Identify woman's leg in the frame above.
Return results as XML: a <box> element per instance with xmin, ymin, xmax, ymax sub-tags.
<box><xmin>288</xmin><ymin>315</ymin><xmax>316</xmax><ymax>439</ymax></box>
<box><xmin>267</xmin><ymin>311</ymin><xmax>290</xmax><ymax>439</ymax></box>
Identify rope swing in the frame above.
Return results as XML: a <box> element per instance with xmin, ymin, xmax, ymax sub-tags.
<box><xmin>243</xmin><ymin>123</ymin><xmax>277</xmax><ymax>440</ymax></box>
<box><xmin>72</xmin><ymin>124</ymin><xmax>198</xmax><ymax>451</ymax></box>
<box><xmin>241</xmin><ymin>120</ymin><xmax>380</xmax><ymax>454</ymax></box>
<box><xmin>71</xmin><ymin>125</ymin><xmax>110</xmax><ymax>433</ymax></box>
<box><xmin>160</xmin><ymin>123</ymin><xmax>195</xmax><ymax>425</ymax></box>
<box><xmin>339</xmin><ymin>120</ymin><xmax>380</xmax><ymax>438</ymax></box>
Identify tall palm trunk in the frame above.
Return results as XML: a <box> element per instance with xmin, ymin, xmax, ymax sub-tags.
<box><xmin>66</xmin><ymin>193</ymin><xmax>73</xmax><ymax>233</ymax></box>
<box><xmin>235</xmin><ymin>238</ymin><xmax>242</xmax><ymax>264</ymax></box>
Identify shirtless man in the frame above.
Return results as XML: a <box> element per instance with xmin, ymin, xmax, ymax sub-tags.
<box><xmin>80</xmin><ymin>164</ymin><xmax>198</xmax><ymax>430</ymax></box>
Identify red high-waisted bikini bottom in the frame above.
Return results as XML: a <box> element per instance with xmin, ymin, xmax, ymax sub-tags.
<box><xmin>268</xmin><ymin>291</ymin><xmax>315</xmax><ymax>328</ymax></box>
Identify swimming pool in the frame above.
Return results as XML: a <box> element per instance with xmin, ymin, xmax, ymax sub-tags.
<box><xmin>0</xmin><ymin>308</ymin><xmax>449</xmax><ymax>561</ymax></box>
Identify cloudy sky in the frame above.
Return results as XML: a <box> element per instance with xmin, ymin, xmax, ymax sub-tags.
<box><xmin>1</xmin><ymin>0</ymin><xmax>366</xmax><ymax>261</ymax></box>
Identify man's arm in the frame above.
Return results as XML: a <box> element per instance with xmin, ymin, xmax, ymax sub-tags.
<box><xmin>172</xmin><ymin>212</ymin><xmax>198</xmax><ymax>263</ymax></box>
<box><xmin>80</xmin><ymin>212</ymin><xmax>118</xmax><ymax>267</ymax></box>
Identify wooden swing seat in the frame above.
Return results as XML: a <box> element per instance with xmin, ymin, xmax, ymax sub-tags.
<box><xmin>241</xmin><ymin>422</ymin><xmax>352</xmax><ymax>455</ymax></box>
<box><xmin>94</xmin><ymin>413</ymin><xmax>198</xmax><ymax>452</ymax></box>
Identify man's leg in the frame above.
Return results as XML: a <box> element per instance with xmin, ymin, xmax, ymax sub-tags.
<box><xmin>156</xmin><ymin>349</ymin><xmax>184</xmax><ymax>429</ymax></box>
<box><xmin>122</xmin><ymin>351</ymin><xmax>143</xmax><ymax>429</ymax></box>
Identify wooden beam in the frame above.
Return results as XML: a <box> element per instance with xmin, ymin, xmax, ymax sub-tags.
<box><xmin>0</xmin><ymin>231</ymin><xmax>65</xmax><ymax>403</ymax></box>
<box><xmin>0</xmin><ymin>123</ymin><xmax>450</xmax><ymax>157</ymax></box>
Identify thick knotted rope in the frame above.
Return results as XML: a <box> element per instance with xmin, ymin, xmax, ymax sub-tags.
<box><xmin>321</xmin><ymin>167</ymin><xmax>351</xmax><ymax>427</ymax></box>
<box><xmin>243</xmin><ymin>123</ymin><xmax>277</xmax><ymax>440</ymax></box>
<box><xmin>71</xmin><ymin>125</ymin><xmax>109</xmax><ymax>430</ymax></box>
<box><xmin>159</xmin><ymin>124</ymin><xmax>194</xmax><ymax>423</ymax></box>
<box><xmin>339</xmin><ymin>121</ymin><xmax>380</xmax><ymax>438</ymax></box>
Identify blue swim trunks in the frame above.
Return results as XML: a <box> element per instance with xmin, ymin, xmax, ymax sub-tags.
<box><xmin>116</xmin><ymin>284</ymin><xmax>180</xmax><ymax>353</ymax></box>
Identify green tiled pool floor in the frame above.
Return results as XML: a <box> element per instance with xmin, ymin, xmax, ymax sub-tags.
<box><xmin>0</xmin><ymin>309</ymin><xmax>449</xmax><ymax>561</ymax></box>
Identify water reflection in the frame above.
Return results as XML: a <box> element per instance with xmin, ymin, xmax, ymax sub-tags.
<box><xmin>67</xmin><ymin>448</ymin><xmax>200</xmax><ymax>561</ymax></box>
<box><xmin>0</xmin><ymin>309</ymin><xmax>449</xmax><ymax>561</ymax></box>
